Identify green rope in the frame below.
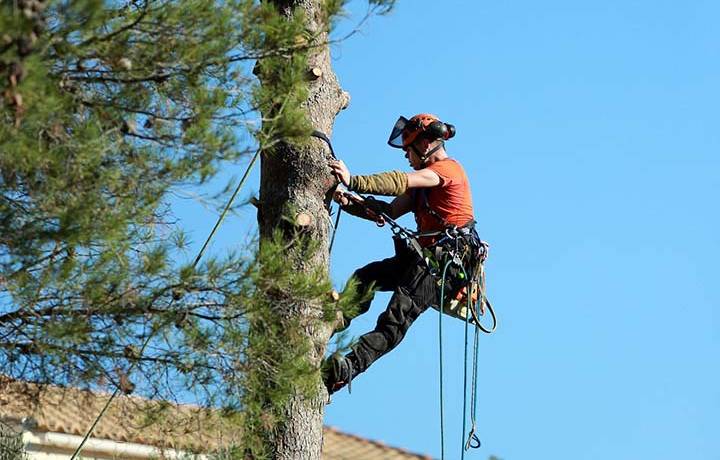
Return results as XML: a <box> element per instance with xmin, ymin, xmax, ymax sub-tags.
<box><xmin>193</xmin><ymin>149</ymin><xmax>261</xmax><ymax>267</ymax></box>
<box><xmin>438</xmin><ymin>259</ymin><xmax>454</xmax><ymax>460</ymax></box>
<box><xmin>465</xmin><ymin>265</ymin><xmax>484</xmax><ymax>450</ymax></box>
<box><xmin>70</xmin><ymin>149</ymin><xmax>261</xmax><ymax>460</ymax></box>
<box><xmin>464</xmin><ymin>292</ymin><xmax>482</xmax><ymax>452</ymax></box>
<box><xmin>464</xmin><ymin>265</ymin><xmax>486</xmax><ymax>452</ymax></box>
<box><xmin>69</xmin><ymin>389</ymin><xmax>118</xmax><ymax>458</ymax></box>
<box><xmin>460</xmin><ymin>265</ymin><xmax>471</xmax><ymax>460</ymax></box>
<box><xmin>69</xmin><ymin>330</ymin><xmax>155</xmax><ymax>459</ymax></box>
<box><xmin>439</xmin><ymin>258</ymin><xmax>484</xmax><ymax>460</ymax></box>
<box><xmin>466</xmin><ymin>312</ymin><xmax>481</xmax><ymax>450</ymax></box>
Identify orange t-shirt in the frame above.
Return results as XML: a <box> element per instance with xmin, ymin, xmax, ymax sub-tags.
<box><xmin>413</xmin><ymin>158</ymin><xmax>474</xmax><ymax>245</ymax></box>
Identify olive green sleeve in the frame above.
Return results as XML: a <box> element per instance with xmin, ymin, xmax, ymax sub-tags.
<box><xmin>348</xmin><ymin>170</ymin><xmax>408</xmax><ymax>196</ymax></box>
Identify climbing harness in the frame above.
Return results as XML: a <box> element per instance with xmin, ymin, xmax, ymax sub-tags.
<box><xmin>338</xmin><ymin>190</ymin><xmax>496</xmax><ymax>328</ymax></box>
<box><xmin>338</xmin><ymin>190</ymin><xmax>496</xmax><ymax>459</ymax></box>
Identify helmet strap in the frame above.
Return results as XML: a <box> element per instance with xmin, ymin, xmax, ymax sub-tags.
<box><xmin>414</xmin><ymin>140</ymin><xmax>444</xmax><ymax>162</ymax></box>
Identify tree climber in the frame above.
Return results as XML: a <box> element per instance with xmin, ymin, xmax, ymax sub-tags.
<box><xmin>324</xmin><ymin>113</ymin><xmax>482</xmax><ymax>395</ymax></box>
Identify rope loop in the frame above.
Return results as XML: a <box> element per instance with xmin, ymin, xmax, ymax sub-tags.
<box><xmin>465</xmin><ymin>427</ymin><xmax>482</xmax><ymax>450</ymax></box>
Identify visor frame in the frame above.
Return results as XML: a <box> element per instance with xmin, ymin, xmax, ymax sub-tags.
<box><xmin>387</xmin><ymin>115</ymin><xmax>413</xmax><ymax>149</ymax></box>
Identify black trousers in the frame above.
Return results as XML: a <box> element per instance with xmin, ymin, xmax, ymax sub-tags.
<box><xmin>345</xmin><ymin>238</ymin><xmax>439</xmax><ymax>376</ymax></box>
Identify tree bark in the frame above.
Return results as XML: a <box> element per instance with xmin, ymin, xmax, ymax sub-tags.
<box><xmin>257</xmin><ymin>1</ymin><xmax>349</xmax><ymax>459</ymax></box>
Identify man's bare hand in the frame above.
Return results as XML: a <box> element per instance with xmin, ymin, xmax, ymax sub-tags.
<box><xmin>329</xmin><ymin>160</ymin><xmax>351</xmax><ymax>186</ymax></box>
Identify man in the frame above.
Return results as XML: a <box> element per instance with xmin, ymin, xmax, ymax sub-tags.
<box><xmin>325</xmin><ymin>113</ymin><xmax>480</xmax><ymax>394</ymax></box>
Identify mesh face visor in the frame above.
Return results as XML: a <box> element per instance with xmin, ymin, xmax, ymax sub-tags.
<box><xmin>387</xmin><ymin>116</ymin><xmax>411</xmax><ymax>148</ymax></box>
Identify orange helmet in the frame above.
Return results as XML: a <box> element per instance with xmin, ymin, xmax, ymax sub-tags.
<box><xmin>388</xmin><ymin>113</ymin><xmax>456</xmax><ymax>149</ymax></box>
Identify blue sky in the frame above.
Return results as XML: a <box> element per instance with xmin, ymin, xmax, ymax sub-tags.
<box><xmin>323</xmin><ymin>1</ymin><xmax>720</xmax><ymax>458</ymax></box>
<box><xmin>180</xmin><ymin>1</ymin><xmax>719</xmax><ymax>458</ymax></box>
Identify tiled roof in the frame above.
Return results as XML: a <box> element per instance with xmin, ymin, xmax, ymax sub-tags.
<box><xmin>323</xmin><ymin>426</ymin><xmax>432</xmax><ymax>460</ymax></box>
<box><xmin>0</xmin><ymin>377</ymin><xmax>235</xmax><ymax>453</ymax></box>
<box><xmin>0</xmin><ymin>378</ymin><xmax>430</xmax><ymax>459</ymax></box>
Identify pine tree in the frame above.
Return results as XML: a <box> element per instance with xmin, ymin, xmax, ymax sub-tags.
<box><xmin>1</xmin><ymin>0</ymin><xmax>394</xmax><ymax>458</ymax></box>
<box><xmin>241</xmin><ymin>1</ymin><xmax>395</xmax><ymax>457</ymax></box>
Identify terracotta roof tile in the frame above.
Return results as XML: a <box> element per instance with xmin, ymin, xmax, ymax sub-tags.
<box><xmin>0</xmin><ymin>377</ymin><xmax>237</xmax><ymax>453</ymax></box>
<box><xmin>0</xmin><ymin>378</ymin><xmax>430</xmax><ymax>459</ymax></box>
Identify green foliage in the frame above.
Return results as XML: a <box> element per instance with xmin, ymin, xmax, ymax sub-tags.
<box><xmin>0</xmin><ymin>0</ymin><xmax>396</xmax><ymax>456</ymax></box>
<box><xmin>239</xmin><ymin>230</ymin><xmax>335</xmax><ymax>457</ymax></box>
<box><xmin>0</xmin><ymin>0</ymin><xmax>308</xmax><ymax>390</ymax></box>
<box><xmin>251</xmin><ymin>3</ymin><xmax>313</xmax><ymax>147</ymax></box>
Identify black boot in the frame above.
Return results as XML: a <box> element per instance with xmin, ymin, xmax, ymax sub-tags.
<box><xmin>323</xmin><ymin>354</ymin><xmax>358</xmax><ymax>395</ymax></box>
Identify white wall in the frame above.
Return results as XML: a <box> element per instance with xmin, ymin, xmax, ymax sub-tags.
<box><xmin>22</xmin><ymin>431</ymin><xmax>205</xmax><ymax>460</ymax></box>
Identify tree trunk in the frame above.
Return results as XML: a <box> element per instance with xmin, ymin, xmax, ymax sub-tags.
<box><xmin>256</xmin><ymin>1</ymin><xmax>349</xmax><ymax>459</ymax></box>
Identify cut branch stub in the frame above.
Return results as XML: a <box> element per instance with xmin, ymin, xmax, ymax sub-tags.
<box><xmin>308</xmin><ymin>67</ymin><xmax>323</xmax><ymax>80</ymax></box>
<box><xmin>294</xmin><ymin>212</ymin><xmax>313</xmax><ymax>228</ymax></box>
<box><xmin>340</xmin><ymin>90</ymin><xmax>350</xmax><ymax>110</ymax></box>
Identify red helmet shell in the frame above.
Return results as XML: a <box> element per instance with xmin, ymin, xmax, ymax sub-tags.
<box><xmin>401</xmin><ymin>113</ymin><xmax>441</xmax><ymax>147</ymax></box>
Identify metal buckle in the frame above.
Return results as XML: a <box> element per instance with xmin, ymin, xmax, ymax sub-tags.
<box><xmin>445</xmin><ymin>225</ymin><xmax>459</xmax><ymax>240</ymax></box>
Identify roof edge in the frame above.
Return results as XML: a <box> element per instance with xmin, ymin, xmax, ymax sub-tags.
<box><xmin>22</xmin><ymin>430</ymin><xmax>205</xmax><ymax>460</ymax></box>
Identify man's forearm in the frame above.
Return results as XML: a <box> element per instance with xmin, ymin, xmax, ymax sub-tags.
<box><xmin>348</xmin><ymin>170</ymin><xmax>408</xmax><ymax>196</ymax></box>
